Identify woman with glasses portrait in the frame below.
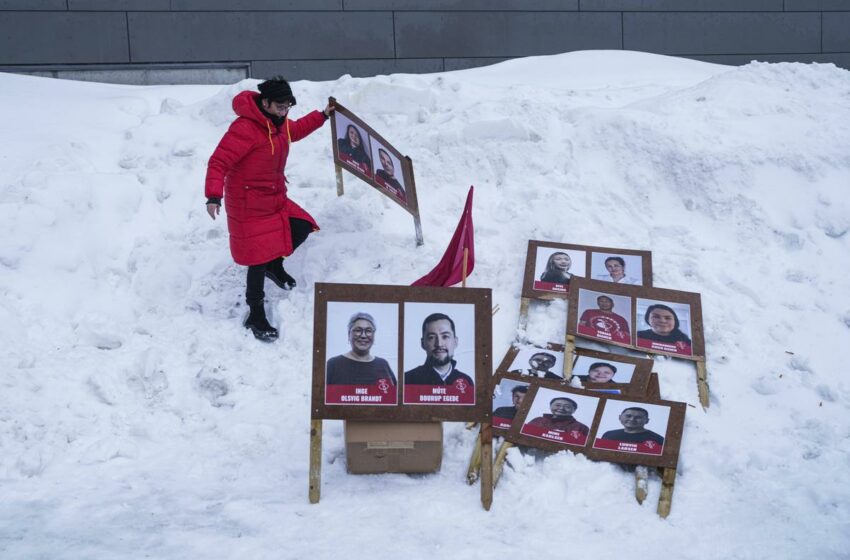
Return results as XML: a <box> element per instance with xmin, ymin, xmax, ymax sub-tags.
<box><xmin>326</xmin><ymin>312</ymin><xmax>398</xmax><ymax>386</ymax></box>
<box><xmin>205</xmin><ymin>76</ymin><xmax>335</xmax><ymax>342</ymax></box>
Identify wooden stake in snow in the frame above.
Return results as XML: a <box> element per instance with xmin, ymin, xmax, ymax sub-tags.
<box><xmin>657</xmin><ymin>467</ymin><xmax>677</xmax><ymax>518</ymax></box>
<box><xmin>493</xmin><ymin>441</ymin><xmax>515</xmax><ymax>487</ymax></box>
<box><xmin>696</xmin><ymin>360</ymin><xmax>710</xmax><ymax>409</ymax></box>
<box><xmin>635</xmin><ymin>465</ymin><xmax>649</xmax><ymax>504</ymax></box>
<box><xmin>466</xmin><ymin>432</ymin><xmax>482</xmax><ymax>484</ymax></box>
<box><xmin>308</xmin><ymin>419</ymin><xmax>323</xmax><ymax>504</ymax></box>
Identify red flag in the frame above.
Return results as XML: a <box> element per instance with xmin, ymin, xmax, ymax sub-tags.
<box><xmin>412</xmin><ymin>186</ymin><xmax>475</xmax><ymax>287</ymax></box>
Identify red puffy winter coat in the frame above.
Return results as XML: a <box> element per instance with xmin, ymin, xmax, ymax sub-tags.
<box><xmin>205</xmin><ymin>90</ymin><xmax>327</xmax><ymax>265</ymax></box>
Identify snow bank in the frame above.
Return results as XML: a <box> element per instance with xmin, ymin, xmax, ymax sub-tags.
<box><xmin>1</xmin><ymin>51</ymin><xmax>849</xmax><ymax>559</ymax></box>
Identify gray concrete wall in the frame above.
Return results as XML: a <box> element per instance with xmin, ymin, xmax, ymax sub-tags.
<box><xmin>0</xmin><ymin>1</ymin><xmax>848</xmax><ymax>84</ymax></box>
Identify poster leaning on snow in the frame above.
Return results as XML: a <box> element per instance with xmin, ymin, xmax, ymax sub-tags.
<box><xmin>490</xmin><ymin>345</ymin><xmax>655</xmax><ymax>434</ymax></box>
<box><xmin>330</xmin><ymin>99</ymin><xmax>421</xmax><ymax>216</ymax></box>
<box><xmin>501</xmin><ymin>379</ymin><xmax>686</xmax><ymax>469</ymax></box>
<box><xmin>521</xmin><ymin>240</ymin><xmax>653</xmax><ymax>301</ymax></box>
<box><xmin>567</xmin><ymin>277</ymin><xmax>705</xmax><ymax>361</ymax></box>
<box><xmin>311</xmin><ymin>282</ymin><xmax>493</xmax><ymax>422</ymax></box>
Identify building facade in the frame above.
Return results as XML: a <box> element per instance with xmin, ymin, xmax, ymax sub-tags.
<box><xmin>1</xmin><ymin>0</ymin><xmax>848</xmax><ymax>84</ymax></box>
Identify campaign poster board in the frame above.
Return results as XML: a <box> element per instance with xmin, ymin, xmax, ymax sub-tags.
<box><xmin>312</xmin><ymin>283</ymin><xmax>492</xmax><ymax>422</ymax></box>
<box><xmin>571</xmin><ymin>347</ymin><xmax>654</xmax><ymax>396</ymax></box>
<box><xmin>521</xmin><ymin>240</ymin><xmax>652</xmax><ymax>301</ymax></box>
<box><xmin>330</xmin><ymin>100</ymin><xmax>420</xmax><ymax>216</ymax></box>
<box><xmin>568</xmin><ymin>277</ymin><xmax>705</xmax><ymax>361</ymax></box>
<box><xmin>491</xmin><ymin>377</ymin><xmax>532</xmax><ymax>431</ymax></box>
<box><xmin>502</xmin><ymin>380</ymin><xmax>686</xmax><ymax>469</ymax></box>
<box><xmin>498</xmin><ymin>342</ymin><xmax>568</xmax><ymax>381</ymax></box>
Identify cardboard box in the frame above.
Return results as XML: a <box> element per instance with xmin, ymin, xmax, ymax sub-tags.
<box><xmin>344</xmin><ymin>421</ymin><xmax>443</xmax><ymax>474</ymax></box>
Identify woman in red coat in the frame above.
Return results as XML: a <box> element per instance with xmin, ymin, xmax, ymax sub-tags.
<box><xmin>205</xmin><ymin>77</ymin><xmax>333</xmax><ymax>341</ymax></box>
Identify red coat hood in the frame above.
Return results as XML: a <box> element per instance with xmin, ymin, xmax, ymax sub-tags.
<box><xmin>232</xmin><ymin>90</ymin><xmax>276</xmax><ymax>128</ymax></box>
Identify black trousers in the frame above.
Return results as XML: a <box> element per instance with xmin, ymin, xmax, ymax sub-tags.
<box><xmin>245</xmin><ymin>218</ymin><xmax>313</xmax><ymax>303</ymax></box>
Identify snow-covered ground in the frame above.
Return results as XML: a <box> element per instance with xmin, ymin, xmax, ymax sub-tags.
<box><xmin>1</xmin><ymin>50</ymin><xmax>849</xmax><ymax>559</ymax></box>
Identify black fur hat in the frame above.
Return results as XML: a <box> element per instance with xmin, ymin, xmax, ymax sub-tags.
<box><xmin>258</xmin><ymin>76</ymin><xmax>296</xmax><ymax>106</ymax></box>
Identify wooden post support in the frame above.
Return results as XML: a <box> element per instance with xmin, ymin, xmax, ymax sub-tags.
<box><xmin>413</xmin><ymin>214</ymin><xmax>424</xmax><ymax>247</ymax></box>
<box><xmin>308</xmin><ymin>419</ymin><xmax>323</xmax><ymax>504</ymax></box>
<box><xmin>695</xmin><ymin>359</ymin><xmax>710</xmax><ymax>409</ymax></box>
<box><xmin>563</xmin><ymin>334</ymin><xmax>576</xmax><ymax>380</ymax></box>
<box><xmin>635</xmin><ymin>465</ymin><xmax>649</xmax><ymax>504</ymax></box>
<box><xmin>517</xmin><ymin>297</ymin><xmax>531</xmax><ymax>335</ymax></box>
<box><xmin>656</xmin><ymin>467</ymin><xmax>677</xmax><ymax>518</ymax></box>
<box><xmin>334</xmin><ymin>164</ymin><xmax>344</xmax><ymax>197</ymax></box>
<box><xmin>479</xmin><ymin>423</ymin><xmax>493</xmax><ymax>511</ymax></box>
<box><xmin>493</xmin><ymin>440</ymin><xmax>515</xmax><ymax>488</ymax></box>
<box><xmin>466</xmin><ymin>432</ymin><xmax>482</xmax><ymax>484</ymax></box>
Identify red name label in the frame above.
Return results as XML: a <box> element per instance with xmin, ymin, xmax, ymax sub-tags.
<box><xmin>403</xmin><ymin>383</ymin><xmax>475</xmax><ymax>406</ymax></box>
<box><xmin>593</xmin><ymin>437</ymin><xmax>664</xmax><ymax>455</ymax></box>
<box><xmin>533</xmin><ymin>281</ymin><xmax>568</xmax><ymax>293</ymax></box>
<box><xmin>636</xmin><ymin>338</ymin><xmax>693</xmax><ymax>357</ymax></box>
<box><xmin>520</xmin><ymin>423</ymin><xmax>588</xmax><ymax>446</ymax></box>
<box><xmin>326</xmin><ymin>383</ymin><xmax>397</xmax><ymax>406</ymax></box>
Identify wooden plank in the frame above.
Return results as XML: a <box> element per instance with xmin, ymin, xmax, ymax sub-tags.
<box><xmin>308</xmin><ymin>419</ymin><xmax>323</xmax><ymax>504</ymax></box>
<box><xmin>334</xmin><ymin>164</ymin><xmax>344</xmax><ymax>197</ymax></box>
<box><xmin>493</xmin><ymin>440</ymin><xmax>514</xmax><ymax>488</ymax></box>
<box><xmin>657</xmin><ymin>467</ymin><xmax>677</xmax><ymax>518</ymax></box>
<box><xmin>517</xmin><ymin>297</ymin><xmax>530</xmax><ymax>334</ymax></box>
<box><xmin>696</xmin><ymin>360</ymin><xmax>710</xmax><ymax>409</ymax></box>
<box><xmin>563</xmin><ymin>334</ymin><xmax>576</xmax><ymax>380</ymax></box>
<box><xmin>466</xmin><ymin>432</ymin><xmax>482</xmax><ymax>485</ymax></box>
<box><xmin>635</xmin><ymin>465</ymin><xmax>649</xmax><ymax>504</ymax></box>
<box><xmin>480</xmin><ymin>423</ymin><xmax>493</xmax><ymax>511</ymax></box>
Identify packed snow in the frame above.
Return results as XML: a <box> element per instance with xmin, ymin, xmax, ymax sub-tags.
<box><xmin>1</xmin><ymin>50</ymin><xmax>849</xmax><ymax>559</ymax></box>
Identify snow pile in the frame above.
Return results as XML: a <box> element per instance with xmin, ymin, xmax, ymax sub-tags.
<box><xmin>1</xmin><ymin>51</ymin><xmax>849</xmax><ymax>558</ymax></box>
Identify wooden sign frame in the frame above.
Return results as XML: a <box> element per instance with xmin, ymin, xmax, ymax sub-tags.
<box><xmin>568</xmin><ymin>347</ymin><xmax>655</xmax><ymax>394</ymax></box>
<box><xmin>310</xmin><ymin>282</ymin><xmax>495</xmax><ymax>509</ymax></box>
<box><xmin>312</xmin><ymin>283</ymin><xmax>493</xmax><ymax>422</ymax></box>
<box><xmin>503</xmin><ymin>381</ymin><xmax>686</xmax><ymax>470</ymax></box>
<box><xmin>567</xmin><ymin>277</ymin><xmax>705</xmax><ymax>360</ymax></box>
<box><xmin>489</xmin><ymin>346</ymin><xmax>655</xmax><ymax>437</ymax></box>
<box><xmin>521</xmin><ymin>240</ymin><xmax>653</xmax><ymax>302</ymax></box>
<box><xmin>329</xmin><ymin>98</ymin><xmax>423</xmax><ymax>245</ymax></box>
<box><xmin>565</xmin><ymin>277</ymin><xmax>709</xmax><ymax>407</ymax></box>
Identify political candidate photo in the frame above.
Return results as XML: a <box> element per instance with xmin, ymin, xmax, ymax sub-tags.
<box><xmin>635</xmin><ymin>299</ymin><xmax>693</xmax><ymax>357</ymax></box>
<box><xmin>572</xmin><ymin>355</ymin><xmax>635</xmax><ymax>385</ymax></box>
<box><xmin>491</xmin><ymin>379</ymin><xmax>530</xmax><ymax>430</ymax></box>
<box><xmin>576</xmin><ymin>289</ymin><xmax>633</xmax><ymax>345</ymax></box>
<box><xmin>325</xmin><ymin>301</ymin><xmax>399</xmax><ymax>406</ymax></box>
<box><xmin>590</xmin><ymin>253</ymin><xmax>644</xmax><ymax>286</ymax></box>
<box><xmin>335</xmin><ymin>113</ymin><xmax>373</xmax><ymax>178</ymax></box>
<box><xmin>532</xmin><ymin>246</ymin><xmax>587</xmax><ymax>294</ymax></box>
<box><xmin>507</xmin><ymin>345</ymin><xmax>565</xmax><ymax>380</ymax></box>
<box><xmin>370</xmin><ymin>139</ymin><xmax>407</xmax><ymax>203</ymax></box>
<box><xmin>592</xmin><ymin>401</ymin><xmax>670</xmax><ymax>456</ymax></box>
<box><xmin>519</xmin><ymin>388</ymin><xmax>599</xmax><ymax>447</ymax></box>
<box><xmin>402</xmin><ymin>302</ymin><xmax>476</xmax><ymax>406</ymax></box>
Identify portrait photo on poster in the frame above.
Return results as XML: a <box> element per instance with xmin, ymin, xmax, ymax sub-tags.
<box><xmin>635</xmin><ymin>299</ymin><xmax>693</xmax><ymax>357</ymax></box>
<box><xmin>370</xmin><ymin>140</ymin><xmax>407</xmax><ymax>204</ymax></box>
<box><xmin>325</xmin><ymin>301</ymin><xmax>399</xmax><ymax>406</ymax></box>
<box><xmin>402</xmin><ymin>302</ymin><xmax>476</xmax><ymax>406</ymax></box>
<box><xmin>572</xmin><ymin>355</ymin><xmax>635</xmax><ymax>385</ymax></box>
<box><xmin>507</xmin><ymin>345</ymin><xmax>566</xmax><ymax>380</ymax></box>
<box><xmin>576</xmin><ymin>289</ymin><xmax>633</xmax><ymax>345</ymax></box>
<box><xmin>532</xmin><ymin>246</ymin><xmax>587</xmax><ymax>294</ymax></box>
<box><xmin>492</xmin><ymin>378</ymin><xmax>530</xmax><ymax>430</ymax></box>
<box><xmin>592</xmin><ymin>400</ymin><xmax>671</xmax><ymax>456</ymax></box>
<box><xmin>519</xmin><ymin>388</ymin><xmax>600</xmax><ymax>447</ymax></box>
<box><xmin>591</xmin><ymin>253</ymin><xmax>644</xmax><ymax>286</ymax></box>
<box><xmin>335</xmin><ymin>113</ymin><xmax>373</xmax><ymax>178</ymax></box>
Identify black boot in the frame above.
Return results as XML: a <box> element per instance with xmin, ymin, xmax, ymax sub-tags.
<box><xmin>265</xmin><ymin>257</ymin><xmax>296</xmax><ymax>290</ymax></box>
<box><xmin>244</xmin><ymin>300</ymin><xmax>278</xmax><ymax>342</ymax></box>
